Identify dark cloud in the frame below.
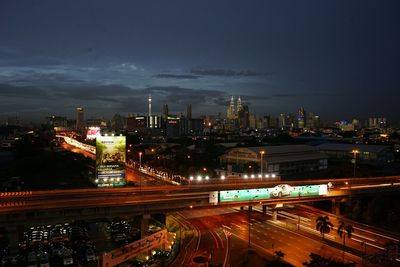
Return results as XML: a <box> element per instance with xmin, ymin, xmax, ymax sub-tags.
<box><xmin>272</xmin><ymin>92</ymin><xmax>343</xmax><ymax>98</ymax></box>
<box><xmin>0</xmin><ymin>84</ymin><xmax>48</xmax><ymax>98</ymax></box>
<box><xmin>53</xmin><ymin>84</ymin><xmax>135</xmax><ymax>102</ymax></box>
<box><xmin>119</xmin><ymin>86</ymin><xmax>228</xmax><ymax>113</ymax></box>
<box><xmin>153</xmin><ymin>74</ymin><xmax>200</xmax><ymax>79</ymax></box>
<box><xmin>190</xmin><ymin>67</ymin><xmax>272</xmax><ymax>77</ymax></box>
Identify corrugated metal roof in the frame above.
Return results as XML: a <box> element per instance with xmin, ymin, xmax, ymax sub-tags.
<box><xmin>247</xmin><ymin>144</ymin><xmax>317</xmax><ymax>154</ymax></box>
<box><xmin>316</xmin><ymin>143</ymin><xmax>391</xmax><ymax>153</ymax></box>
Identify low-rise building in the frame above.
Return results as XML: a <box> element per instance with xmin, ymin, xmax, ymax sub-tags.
<box><xmin>219</xmin><ymin>144</ymin><xmax>328</xmax><ymax>177</ymax></box>
<box><xmin>316</xmin><ymin>143</ymin><xmax>394</xmax><ymax>165</ymax></box>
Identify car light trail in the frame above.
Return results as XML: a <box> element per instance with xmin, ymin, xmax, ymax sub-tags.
<box><xmin>352</xmin><ymin>226</ymin><xmax>399</xmax><ymax>242</ymax></box>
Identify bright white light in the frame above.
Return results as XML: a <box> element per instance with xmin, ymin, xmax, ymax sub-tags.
<box><xmin>221</xmin><ymin>175</ymin><xmax>225</xmax><ymax>180</ymax></box>
<box><xmin>197</xmin><ymin>175</ymin><xmax>202</xmax><ymax>181</ymax></box>
<box><xmin>110</xmin><ymin>178</ymin><xmax>114</xmax><ymax>182</ymax></box>
<box><xmin>251</xmin><ymin>174</ymin><xmax>255</xmax><ymax>178</ymax></box>
<box><xmin>265</xmin><ymin>174</ymin><xmax>269</xmax><ymax>178</ymax></box>
<box><xmin>205</xmin><ymin>176</ymin><xmax>209</xmax><ymax>180</ymax></box>
<box><xmin>116</xmin><ymin>178</ymin><xmax>120</xmax><ymax>181</ymax></box>
<box><xmin>244</xmin><ymin>175</ymin><xmax>248</xmax><ymax>179</ymax></box>
<box><xmin>190</xmin><ymin>176</ymin><xmax>194</xmax><ymax>180</ymax></box>
<box><xmin>94</xmin><ymin>179</ymin><xmax>99</xmax><ymax>183</ymax></box>
<box><xmin>258</xmin><ymin>174</ymin><xmax>262</xmax><ymax>178</ymax></box>
<box><xmin>103</xmin><ymin>178</ymin><xmax>108</xmax><ymax>182</ymax></box>
<box><xmin>271</xmin><ymin>174</ymin><xmax>276</xmax><ymax>178</ymax></box>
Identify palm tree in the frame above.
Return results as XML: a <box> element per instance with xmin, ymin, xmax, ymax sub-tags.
<box><xmin>337</xmin><ymin>220</ymin><xmax>354</xmax><ymax>262</ymax></box>
<box><xmin>316</xmin><ymin>216</ymin><xmax>333</xmax><ymax>240</ymax></box>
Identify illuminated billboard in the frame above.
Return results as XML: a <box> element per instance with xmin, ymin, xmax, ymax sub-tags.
<box><xmin>96</xmin><ymin>135</ymin><xmax>126</xmax><ymax>187</ymax></box>
<box><xmin>86</xmin><ymin>127</ymin><xmax>101</xmax><ymax>140</ymax></box>
<box><xmin>219</xmin><ymin>184</ymin><xmax>327</xmax><ymax>203</ymax></box>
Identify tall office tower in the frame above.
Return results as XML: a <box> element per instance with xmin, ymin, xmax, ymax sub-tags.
<box><xmin>148</xmin><ymin>94</ymin><xmax>152</xmax><ymax>128</ymax></box>
<box><xmin>227</xmin><ymin>96</ymin><xmax>236</xmax><ymax>120</ymax></box>
<box><xmin>186</xmin><ymin>104</ymin><xmax>192</xmax><ymax>120</ymax></box>
<box><xmin>237</xmin><ymin>96</ymin><xmax>243</xmax><ymax>113</ymax></box>
<box><xmin>238</xmin><ymin>105</ymin><xmax>250</xmax><ymax>129</ymax></box>
<box><xmin>163</xmin><ymin>104</ymin><xmax>169</xmax><ymax>121</ymax></box>
<box><xmin>148</xmin><ymin>94</ymin><xmax>152</xmax><ymax>118</ymax></box>
<box><xmin>76</xmin><ymin>107</ymin><xmax>85</xmax><ymax>133</ymax></box>
<box><xmin>298</xmin><ymin>107</ymin><xmax>306</xmax><ymax>129</ymax></box>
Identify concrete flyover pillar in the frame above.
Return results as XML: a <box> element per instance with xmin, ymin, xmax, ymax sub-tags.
<box><xmin>248</xmin><ymin>205</ymin><xmax>253</xmax><ymax>212</ymax></box>
<box><xmin>262</xmin><ymin>205</ymin><xmax>267</xmax><ymax>215</ymax></box>
<box><xmin>140</xmin><ymin>214</ymin><xmax>151</xmax><ymax>238</ymax></box>
<box><xmin>272</xmin><ymin>210</ymin><xmax>278</xmax><ymax>221</ymax></box>
<box><xmin>331</xmin><ymin>199</ymin><xmax>341</xmax><ymax>216</ymax></box>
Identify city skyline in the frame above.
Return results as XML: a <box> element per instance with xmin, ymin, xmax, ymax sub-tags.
<box><xmin>1</xmin><ymin>1</ymin><xmax>400</xmax><ymax>122</ymax></box>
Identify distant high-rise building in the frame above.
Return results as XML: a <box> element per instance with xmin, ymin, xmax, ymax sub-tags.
<box><xmin>163</xmin><ymin>104</ymin><xmax>169</xmax><ymax>121</ymax></box>
<box><xmin>148</xmin><ymin>94</ymin><xmax>152</xmax><ymax>128</ymax></box>
<box><xmin>238</xmin><ymin>105</ymin><xmax>250</xmax><ymax>129</ymax></box>
<box><xmin>6</xmin><ymin>116</ymin><xmax>19</xmax><ymax>126</ymax></box>
<box><xmin>298</xmin><ymin>107</ymin><xmax>306</xmax><ymax>129</ymax></box>
<box><xmin>111</xmin><ymin>113</ymin><xmax>125</xmax><ymax>131</ymax></box>
<box><xmin>187</xmin><ymin>104</ymin><xmax>192</xmax><ymax>120</ymax></box>
<box><xmin>368</xmin><ymin>117</ymin><xmax>387</xmax><ymax>128</ymax></box>
<box><xmin>306</xmin><ymin>112</ymin><xmax>320</xmax><ymax>129</ymax></box>
<box><xmin>227</xmin><ymin>96</ymin><xmax>236</xmax><ymax>120</ymax></box>
<box><xmin>47</xmin><ymin>115</ymin><xmax>68</xmax><ymax>128</ymax></box>
<box><xmin>76</xmin><ymin>107</ymin><xmax>85</xmax><ymax>132</ymax></box>
<box><xmin>237</xmin><ymin>96</ymin><xmax>243</xmax><ymax>113</ymax></box>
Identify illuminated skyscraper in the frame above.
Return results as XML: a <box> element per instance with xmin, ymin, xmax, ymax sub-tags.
<box><xmin>227</xmin><ymin>96</ymin><xmax>236</xmax><ymax>120</ymax></box>
<box><xmin>76</xmin><ymin>107</ymin><xmax>85</xmax><ymax>133</ymax></box>
<box><xmin>298</xmin><ymin>107</ymin><xmax>306</xmax><ymax>129</ymax></box>
<box><xmin>148</xmin><ymin>94</ymin><xmax>152</xmax><ymax>128</ymax></box>
<box><xmin>237</xmin><ymin>96</ymin><xmax>243</xmax><ymax>113</ymax></box>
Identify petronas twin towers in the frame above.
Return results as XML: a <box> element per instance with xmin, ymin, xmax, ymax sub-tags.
<box><xmin>226</xmin><ymin>96</ymin><xmax>243</xmax><ymax>120</ymax></box>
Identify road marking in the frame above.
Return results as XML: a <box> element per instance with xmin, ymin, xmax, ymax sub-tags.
<box><xmin>222</xmin><ymin>225</ymin><xmax>232</xmax><ymax>230</ymax></box>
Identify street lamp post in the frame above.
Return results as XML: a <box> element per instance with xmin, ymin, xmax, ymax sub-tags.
<box><xmin>248</xmin><ymin>195</ymin><xmax>258</xmax><ymax>248</ymax></box>
<box><xmin>260</xmin><ymin>151</ymin><xmax>265</xmax><ymax>176</ymax></box>
<box><xmin>352</xmin><ymin>150</ymin><xmax>359</xmax><ymax>177</ymax></box>
<box><xmin>139</xmin><ymin>152</ymin><xmax>143</xmax><ymax>189</ymax></box>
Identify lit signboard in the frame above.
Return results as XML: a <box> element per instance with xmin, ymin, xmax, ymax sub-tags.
<box><xmin>219</xmin><ymin>184</ymin><xmax>328</xmax><ymax>203</ymax></box>
<box><xmin>86</xmin><ymin>127</ymin><xmax>101</xmax><ymax>140</ymax></box>
<box><xmin>96</xmin><ymin>135</ymin><xmax>126</xmax><ymax>187</ymax></box>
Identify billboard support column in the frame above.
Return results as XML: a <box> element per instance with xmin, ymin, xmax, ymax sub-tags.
<box><xmin>262</xmin><ymin>205</ymin><xmax>267</xmax><ymax>215</ymax></box>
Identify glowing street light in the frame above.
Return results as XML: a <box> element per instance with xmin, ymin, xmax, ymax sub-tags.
<box><xmin>221</xmin><ymin>175</ymin><xmax>225</xmax><ymax>180</ymax></box>
<box><xmin>260</xmin><ymin>151</ymin><xmax>265</xmax><ymax>175</ymax></box>
<box><xmin>352</xmin><ymin>149</ymin><xmax>359</xmax><ymax>177</ymax></box>
<box><xmin>139</xmin><ymin>152</ymin><xmax>143</xmax><ymax>169</ymax></box>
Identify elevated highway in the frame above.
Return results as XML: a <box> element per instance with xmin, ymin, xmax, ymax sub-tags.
<box><xmin>1</xmin><ymin>176</ymin><xmax>400</xmax><ymax>227</ymax></box>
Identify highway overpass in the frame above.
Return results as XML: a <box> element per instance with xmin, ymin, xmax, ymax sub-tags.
<box><xmin>1</xmin><ymin>176</ymin><xmax>400</xmax><ymax>227</ymax></box>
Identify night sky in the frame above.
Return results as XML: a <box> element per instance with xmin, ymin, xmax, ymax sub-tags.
<box><xmin>1</xmin><ymin>1</ymin><xmax>399</xmax><ymax>123</ymax></box>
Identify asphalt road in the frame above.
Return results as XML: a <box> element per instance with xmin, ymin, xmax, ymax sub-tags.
<box><xmin>176</xmin><ymin>206</ymin><xmax>363</xmax><ymax>266</ymax></box>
